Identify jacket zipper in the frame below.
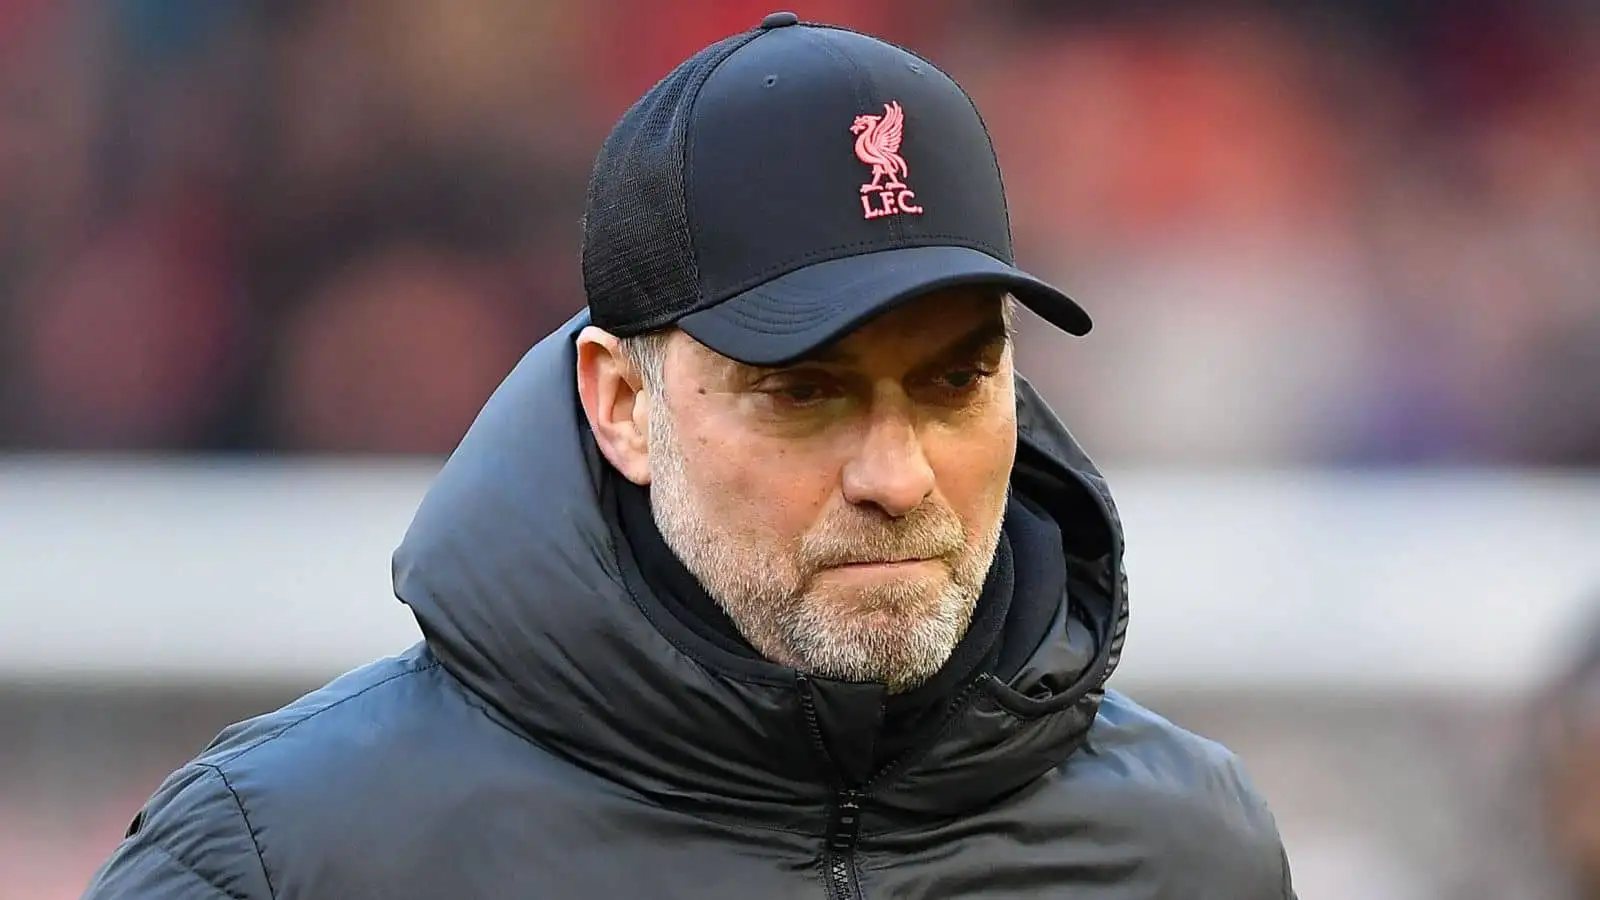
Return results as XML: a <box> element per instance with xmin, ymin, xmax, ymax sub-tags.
<box><xmin>823</xmin><ymin>789</ymin><xmax>864</xmax><ymax>900</ymax></box>
<box><xmin>798</xmin><ymin>681</ymin><xmax>866</xmax><ymax>900</ymax></box>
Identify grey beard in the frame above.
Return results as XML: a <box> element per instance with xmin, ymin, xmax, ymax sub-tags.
<box><xmin>644</xmin><ymin>405</ymin><xmax>1000</xmax><ymax>691</ymax></box>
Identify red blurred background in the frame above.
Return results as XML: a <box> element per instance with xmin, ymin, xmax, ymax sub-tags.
<box><xmin>2</xmin><ymin>0</ymin><xmax>1597</xmax><ymax>463</ymax></box>
<box><xmin>3</xmin><ymin>2</ymin><xmax>1599</xmax><ymax>897</ymax></box>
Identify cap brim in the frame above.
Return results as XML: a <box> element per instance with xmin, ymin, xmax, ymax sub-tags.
<box><xmin>676</xmin><ymin>245</ymin><xmax>1091</xmax><ymax>367</ymax></box>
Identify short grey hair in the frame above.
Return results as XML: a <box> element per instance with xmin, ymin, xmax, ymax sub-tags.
<box><xmin>616</xmin><ymin>293</ymin><xmax>1017</xmax><ymax>391</ymax></box>
<box><xmin>616</xmin><ymin>330</ymin><xmax>673</xmax><ymax>394</ymax></box>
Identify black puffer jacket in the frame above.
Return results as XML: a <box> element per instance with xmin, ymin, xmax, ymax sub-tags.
<box><xmin>83</xmin><ymin>313</ymin><xmax>1295</xmax><ymax>899</ymax></box>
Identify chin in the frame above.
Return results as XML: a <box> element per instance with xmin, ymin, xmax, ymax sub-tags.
<box><xmin>820</xmin><ymin>574</ymin><xmax>951</xmax><ymax>617</ymax></box>
<box><xmin>821</xmin><ymin>585</ymin><xmax>969</xmax><ymax>645</ymax></box>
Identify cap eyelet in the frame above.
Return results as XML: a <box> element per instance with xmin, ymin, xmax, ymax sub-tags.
<box><xmin>764</xmin><ymin>75</ymin><xmax>778</xmax><ymax>87</ymax></box>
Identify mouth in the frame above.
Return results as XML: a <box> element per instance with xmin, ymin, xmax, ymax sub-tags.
<box><xmin>827</xmin><ymin>557</ymin><xmax>938</xmax><ymax>573</ymax></box>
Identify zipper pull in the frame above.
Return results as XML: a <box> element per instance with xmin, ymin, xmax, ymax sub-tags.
<box><xmin>827</xmin><ymin>790</ymin><xmax>863</xmax><ymax>854</ymax></box>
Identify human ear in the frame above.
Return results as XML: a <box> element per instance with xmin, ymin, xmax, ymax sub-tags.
<box><xmin>575</xmin><ymin>326</ymin><xmax>653</xmax><ymax>485</ymax></box>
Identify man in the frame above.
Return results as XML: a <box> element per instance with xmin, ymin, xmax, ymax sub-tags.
<box><xmin>84</xmin><ymin>13</ymin><xmax>1295</xmax><ymax>898</ymax></box>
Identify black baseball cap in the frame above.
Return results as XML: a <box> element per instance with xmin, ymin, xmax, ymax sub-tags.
<box><xmin>581</xmin><ymin>11</ymin><xmax>1091</xmax><ymax>366</ymax></box>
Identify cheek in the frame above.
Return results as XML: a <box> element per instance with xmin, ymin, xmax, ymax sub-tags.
<box><xmin>675</xmin><ymin>412</ymin><xmax>835</xmax><ymax>545</ymax></box>
<box><xmin>928</xmin><ymin>408</ymin><xmax>1017</xmax><ymax>524</ymax></box>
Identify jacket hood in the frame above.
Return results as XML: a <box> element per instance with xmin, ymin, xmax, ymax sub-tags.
<box><xmin>393</xmin><ymin>311</ymin><xmax>1128</xmax><ymax>833</ymax></box>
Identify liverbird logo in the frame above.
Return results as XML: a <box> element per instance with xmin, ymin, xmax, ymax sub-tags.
<box><xmin>851</xmin><ymin>101</ymin><xmax>923</xmax><ymax>220</ymax></box>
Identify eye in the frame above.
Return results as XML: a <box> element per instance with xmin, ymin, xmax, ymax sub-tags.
<box><xmin>941</xmin><ymin>369</ymin><xmax>983</xmax><ymax>390</ymax></box>
<box><xmin>935</xmin><ymin>367</ymin><xmax>994</xmax><ymax>393</ymax></box>
<box><xmin>756</xmin><ymin>372</ymin><xmax>842</xmax><ymax>407</ymax></box>
<box><xmin>777</xmin><ymin>382</ymin><xmax>826</xmax><ymax>404</ymax></box>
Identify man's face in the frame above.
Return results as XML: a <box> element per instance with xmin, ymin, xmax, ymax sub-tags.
<box><xmin>644</xmin><ymin>288</ymin><xmax>1017</xmax><ymax>692</ymax></box>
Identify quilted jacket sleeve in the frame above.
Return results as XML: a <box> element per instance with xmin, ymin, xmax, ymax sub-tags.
<box><xmin>82</xmin><ymin>763</ymin><xmax>275</xmax><ymax>900</ymax></box>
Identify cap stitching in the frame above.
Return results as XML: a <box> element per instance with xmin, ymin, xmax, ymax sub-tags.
<box><xmin>798</xmin><ymin>24</ymin><xmax>901</xmax><ymax>246</ymax></box>
<box><xmin>679</xmin><ymin>27</ymin><xmax>771</xmax><ymax>314</ymax></box>
<box><xmin>949</xmin><ymin>89</ymin><xmax>1013</xmax><ymax>258</ymax></box>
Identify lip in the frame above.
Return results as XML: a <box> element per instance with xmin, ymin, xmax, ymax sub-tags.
<box><xmin>828</xmin><ymin>559</ymin><xmax>936</xmax><ymax>572</ymax></box>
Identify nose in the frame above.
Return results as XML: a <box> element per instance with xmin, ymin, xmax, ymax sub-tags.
<box><xmin>840</xmin><ymin>400</ymin><xmax>935</xmax><ymax>518</ymax></box>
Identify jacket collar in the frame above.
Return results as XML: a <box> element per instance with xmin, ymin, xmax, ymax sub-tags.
<box><xmin>393</xmin><ymin>311</ymin><xmax>1127</xmax><ymax>832</ymax></box>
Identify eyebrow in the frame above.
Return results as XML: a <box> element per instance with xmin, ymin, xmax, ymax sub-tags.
<box><xmin>801</xmin><ymin>313</ymin><xmax>1011</xmax><ymax>367</ymax></box>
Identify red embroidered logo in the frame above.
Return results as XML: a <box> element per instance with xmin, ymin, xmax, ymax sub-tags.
<box><xmin>851</xmin><ymin>101</ymin><xmax>923</xmax><ymax>220</ymax></box>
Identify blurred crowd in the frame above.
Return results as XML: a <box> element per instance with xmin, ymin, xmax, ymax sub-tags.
<box><xmin>0</xmin><ymin>0</ymin><xmax>1597</xmax><ymax>463</ymax></box>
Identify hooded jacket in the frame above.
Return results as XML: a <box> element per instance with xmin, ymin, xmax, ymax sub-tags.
<box><xmin>83</xmin><ymin>313</ymin><xmax>1295</xmax><ymax>899</ymax></box>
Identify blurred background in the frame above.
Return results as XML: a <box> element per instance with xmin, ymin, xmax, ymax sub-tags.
<box><xmin>1</xmin><ymin>0</ymin><xmax>1598</xmax><ymax>896</ymax></box>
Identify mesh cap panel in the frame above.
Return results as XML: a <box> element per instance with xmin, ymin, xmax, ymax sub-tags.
<box><xmin>581</xmin><ymin>30</ymin><xmax>762</xmax><ymax>336</ymax></box>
